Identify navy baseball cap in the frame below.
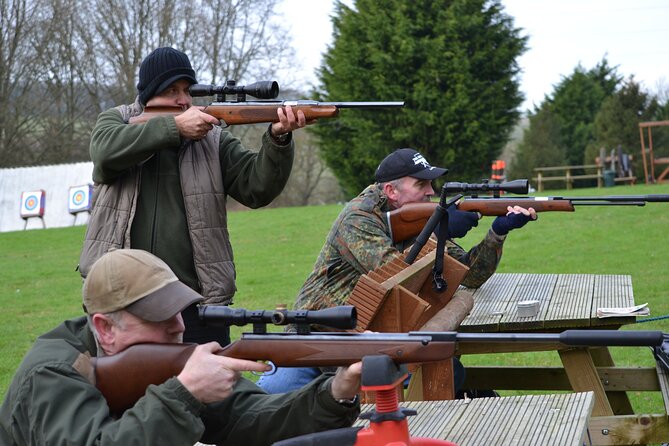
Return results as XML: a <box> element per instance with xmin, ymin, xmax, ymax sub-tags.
<box><xmin>375</xmin><ymin>148</ymin><xmax>448</xmax><ymax>183</ymax></box>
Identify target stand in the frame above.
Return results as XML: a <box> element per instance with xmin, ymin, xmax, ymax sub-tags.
<box><xmin>19</xmin><ymin>190</ymin><xmax>46</xmax><ymax>230</ymax></box>
<box><xmin>68</xmin><ymin>184</ymin><xmax>93</xmax><ymax>225</ymax></box>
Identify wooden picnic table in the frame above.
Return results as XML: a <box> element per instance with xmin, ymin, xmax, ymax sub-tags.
<box><xmin>356</xmin><ymin>392</ymin><xmax>595</xmax><ymax>446</ymax></box>
<box><xmin>447</xmin><ymin>272</ymin><xmax>668</xmax><ymax>445</ymax></box>
<box><xmin>460</xmin><ymin>272</ymin><xmax>636</xmax><ymax>332</ymax></box>
<box><xmin>455</xmin><ymin>273</ymin><xmax>636</xmax><ymax>418</ymax></box>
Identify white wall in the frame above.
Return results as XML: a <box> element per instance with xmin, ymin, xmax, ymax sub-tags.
<box><xmin>0</xmin><ymin>162</ymin><xmax>94</xmax><ymax>232</ymax></box>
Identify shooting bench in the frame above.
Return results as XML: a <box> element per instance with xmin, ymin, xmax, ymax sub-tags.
<box><xmin>355</xmin><ymin>392</ymin><xmax>595</xmax><ymax>446</ymax></box>
<box><xmin>346</xmin><ymin>238</ymin><xmax>471</xmax><ymax>401</ymax></box>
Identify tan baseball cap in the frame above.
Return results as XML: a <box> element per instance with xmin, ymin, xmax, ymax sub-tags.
<box><xmin>82</xmin><ymin>249</ymin><xmax>203</xmax><ymax>322</ymax></box>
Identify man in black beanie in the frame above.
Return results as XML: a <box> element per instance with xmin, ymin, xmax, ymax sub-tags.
<box><xmin>79</xmin><ymin>47</ymin><xmax>309</xmax><ymax>346</ymax></box>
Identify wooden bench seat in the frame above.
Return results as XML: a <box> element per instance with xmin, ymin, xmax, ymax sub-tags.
<box><xmin>355</xmin><ymin>392</ymin><xmax>594</xmax><ymax>446</ymax></box>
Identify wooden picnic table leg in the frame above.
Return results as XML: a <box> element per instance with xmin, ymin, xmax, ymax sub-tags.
<box><xmin>559</xmin><ymin>347</ymin><xmax>614</xmax><ymax>417</ymax></box>
<box><xmin>405</xmin><ymin>360</ymin><xmax>456</xmax><ymax>401</ymax></box>
<box><xmin>589</xmin><ymin>346</ymin><xmax>634</xmax><ymax>415</ymax></box>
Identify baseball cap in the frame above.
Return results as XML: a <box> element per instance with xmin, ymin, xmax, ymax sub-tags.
<box><xmin>83</xmin><ymin>249</ymin><xmax>202</xmax><ymax>322</ymax></box>
<box><xmin>375</xmin><ymin>148</ymin><xmax>448</xmax><ymax>183</ymax></box>
<box><xmin>137</xmin><ymin>47</ymin><xmax>197</xmax><ymax>105</ymax></box>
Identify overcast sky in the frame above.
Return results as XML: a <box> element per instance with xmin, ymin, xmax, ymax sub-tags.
<box><xmin>278</xmin><ymin>0</ymin><xmax>669</xmax><ymax>111</ymax></box>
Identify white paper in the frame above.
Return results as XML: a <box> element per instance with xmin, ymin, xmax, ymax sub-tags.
<box><xmin>596</xmin><ymin>303</ymin><xmax>650</xmax><ymax>318</ymax></box>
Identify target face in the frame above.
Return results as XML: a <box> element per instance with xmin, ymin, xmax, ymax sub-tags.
<box><xmin>20</xmin><ymin>190</ymin><xmax>45</xmax><ymax>218</ymax></box>
<box><xmin>68</xmin><ymin>184</ymin><xmax>93</xmax><ymax>213</ymax></box>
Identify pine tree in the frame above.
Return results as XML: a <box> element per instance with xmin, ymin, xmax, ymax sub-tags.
<box><xmin>311</xmin><ymin>0</ymin><xmax>527</xmax><ymax>196</ymax></box>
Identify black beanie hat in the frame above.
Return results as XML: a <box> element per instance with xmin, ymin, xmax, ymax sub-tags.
<box><xmin>137</xmin><ymin>47</ymin><xmax>197</xmax><ymax>105</ymax></box>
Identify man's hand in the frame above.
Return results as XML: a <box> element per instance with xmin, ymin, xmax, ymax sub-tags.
<box><xmin>174</xmin><ymin>107</ymin><xmax>220</xmax><ymax>140</ymax></box>
<box><xmin>177</xmin><ymin>342</ymin><xmax>271</xmax><ymax>404</ymax></box>
<box><xmin>329</xmin><ymin>361</ymin><xmax>362</xmax><ymax>402</ymax></box>
<box><xmin>445</xmin><ymin>206</ymin><xmax>480</xmax><ymax>238</ymax></box>
<box><xmin>491</xmin><ymin>206</ymin><xmax>538</xmax><ymax>236</ymax></box>
<box><xmin>270</xmin><ymin>105</ymin><xmax>311</xmax><ymax>138</ymax></box>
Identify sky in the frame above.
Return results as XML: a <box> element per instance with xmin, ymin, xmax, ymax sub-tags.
<box><xmin>277</xmin><ymin>0</ymin><xmax>669</xmax><ymax>111</ymax></box>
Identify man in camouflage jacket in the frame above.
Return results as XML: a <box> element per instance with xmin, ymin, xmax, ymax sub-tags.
<box><xmin>258</xmin><ymin>148</ymin><xmax>536</xmax><ymax>393</ymax></box>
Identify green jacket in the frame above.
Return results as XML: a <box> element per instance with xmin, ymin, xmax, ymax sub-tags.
<box><xmin>80</xmin><ymin>103</ymin><xmax>294</xmax><ymax>304</ymax></box>
<box><xmin>294</xmin><ymin>183</ymin><xmax>506</xmax><ymax>312</ymax></box>
<box><xmin>0</xmin><ymin>317</ymin><xmax>359</xmax><ymax>445</ymax></box>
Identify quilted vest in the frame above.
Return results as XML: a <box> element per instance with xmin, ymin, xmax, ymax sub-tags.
<box><xmin>79</xmin><ymin>102</ymin><xmax>235</xmax><ymax>305</ymax></box>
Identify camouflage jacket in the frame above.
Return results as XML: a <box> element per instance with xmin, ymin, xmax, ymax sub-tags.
<box><xmin>293</xmin><ymin>184</ymin><xmax>506</xmax><ymax>312</ymax></box>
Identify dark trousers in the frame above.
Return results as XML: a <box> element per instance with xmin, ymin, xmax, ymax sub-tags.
<box><xmin>181</xmin><ymin>303</ymin><xmax>231</xmax><ymax>346</ymax></box>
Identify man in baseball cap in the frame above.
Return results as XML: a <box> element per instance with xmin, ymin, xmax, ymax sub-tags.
<box><xmin>374</xmin><ymin>148</ymin><xmax>448</xmax><ymax>183</ymax></box>
<box><xmin>2</xmin><ymin>249</ymin><xmax>362</xmax><ymax>445</ymax></box>
<box><xmin>258</xmin><ymin>147</ymin><xmax>535</xmax><ymax>397</ymax></box>
<box><xmin>83</xmin><ymin>248</ymin><xmax>202</xmax><ymax>325</ymax></box>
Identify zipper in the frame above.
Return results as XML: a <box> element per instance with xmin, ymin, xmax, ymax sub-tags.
<box><xmin>150</xmin><ymin>151</ymin><xmax>160</xmax><ymax>252</ymax></box>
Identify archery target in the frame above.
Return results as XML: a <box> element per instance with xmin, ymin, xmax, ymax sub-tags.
<box><xmin>68</xmin><ymin>184</ymin><xmax>93</xmax><ymax>213</ymax></box>
<box><xmin>20</xmin><ymin>190</ymin><xmax>46</xmax><ymax>218</ymax></box>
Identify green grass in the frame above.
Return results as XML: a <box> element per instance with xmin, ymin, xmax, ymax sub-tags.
<box><xmin>1</xmin><ymin>183</ymin><xmax>668</xmax><ymax>415</ymax></box>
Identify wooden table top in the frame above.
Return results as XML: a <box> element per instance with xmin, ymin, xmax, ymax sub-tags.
<box><xmin>459</xmin><ymin>273</ymin><xmax>637</xmax><ymax>332</ymax></box>
<box><xmin>357</xmin><ymin>392</ymin><xmax>594</xmax><ymax>446</ymax></box>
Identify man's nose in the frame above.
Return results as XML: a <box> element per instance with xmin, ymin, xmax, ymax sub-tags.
<box><xmin>176</xmin><ymin>92</ymin><xmax>191</xmax><ymax>106</ymax></box>
<box><xmin>168</xmin><ymin>313</ymin><xmax>186</xmax><ymax>334</ymax></box>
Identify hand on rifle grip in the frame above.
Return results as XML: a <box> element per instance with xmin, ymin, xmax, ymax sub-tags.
<box><xmin>444</xmin><ymin>206</ymin><xmax>480</xmax><ymax>239</ymax></box>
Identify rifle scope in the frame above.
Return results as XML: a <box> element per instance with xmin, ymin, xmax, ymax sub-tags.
<box><xmin>190</xmin><ymin>80</ymin><xmax>279</xmax><ymax>100</ymax></box>
<box><xmin>198</xmin><ymin>305</ymin><xmax>357</xmax><ymax>331</ymax></box>
<box><xmin>443</xmin><ymin>179</ymin><xmax>529</xmax><ymax>195</ymax></box>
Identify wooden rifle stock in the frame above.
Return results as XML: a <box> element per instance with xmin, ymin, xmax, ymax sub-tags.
<box><xmin>128</xmin><ymin>101</ymin><xmax>404</xmax><ymax>126</ymax></box>
<box><xmin>91</xmin><ymin>333</ymin><xmax>456</xmax><ymax>414</ymax></box>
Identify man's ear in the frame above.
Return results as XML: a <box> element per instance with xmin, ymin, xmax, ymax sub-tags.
<box><xmin>382</xmin><ymin>182</ymin><xmax>399</xmax><ymax>202</ymax></box>
<box><xmin>91</xmin><ymin>313</ymin><xmax>117</xmax><ymax>347</ymax></box>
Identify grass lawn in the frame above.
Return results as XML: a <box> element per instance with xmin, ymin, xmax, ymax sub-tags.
<box><xmin>1</xmin><ymin>183</ymin><xmax>668</xmax><ymax>415</ymax></box>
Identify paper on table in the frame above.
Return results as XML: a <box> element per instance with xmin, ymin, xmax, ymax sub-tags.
<box><xmin>596</xmin><ymin>303</ymin><xmax>650</xmax><ymax>318</ymax></box>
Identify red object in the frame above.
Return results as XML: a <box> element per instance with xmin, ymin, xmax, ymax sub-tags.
<box><xmin>355</xmin><ymin>374</ymin><xmax>458</xmax><ymax>446</ymax></box>
<box><xmin>491</xmin><ymin>160</ymin><xmax>506</xmax><ymax>182</ymax></box>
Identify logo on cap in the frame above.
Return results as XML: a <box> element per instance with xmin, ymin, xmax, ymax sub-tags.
<box><xmin>412</xmin><ymin>153</ymin><xmax>432</xmax><ymax>169</ymax></box>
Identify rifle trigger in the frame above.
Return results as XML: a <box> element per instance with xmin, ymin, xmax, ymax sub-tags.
<box><xmin>252</xmin><ymin>361</ymin><xmax>277</xmax><ymax>376</ymax></box>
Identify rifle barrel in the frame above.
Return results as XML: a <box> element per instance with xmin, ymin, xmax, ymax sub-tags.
<box><xmin>329</xmin><ymin>101</ymin><xmax>405</xmax><ymax>108</ymax></box>
<box><xmin>280</xmin><ymin>100</ymin><xmax>404</xmax><ymax>108</ymax></box>
<box><xmin>448</xmin><ymin>330</ymin><xmax>665</xmax><ymax>347</ymax></box>
<box><xmin>559</xmin><ymin>194</ymin><xmax>669</xmax><ymax>203</ymax></box>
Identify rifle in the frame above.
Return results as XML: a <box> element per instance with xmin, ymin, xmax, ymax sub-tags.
<box><xmin>91</xmin><ymin>305</ymin><xmax>669</xmax><ymax>415</ymax></box>
<box><xmin>128</xmin><ymin>79</ymin><xmax>404</xmax><ymax>125</ymax></box>
<box><xmin>387</xmin><ymin>179</ymin><xmax>669</xmax><ymax>243</ymax></box>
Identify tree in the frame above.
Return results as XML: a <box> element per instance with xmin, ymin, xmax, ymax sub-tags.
<box><xmin>545</xmin><ymin>59</ymin><xmax>621</xmax><ymax>166</ymax></box>
<box><xmin>589</xmin><ymin>77</ymin><xmax>663</xmax><ymax>176</ymax></box>
<box><xmin>508</xmin><ymin>107</ymin><xmax>566</xmax><ymax>182</ymax></box>
<box><xmin>312</xmin><ymin>0</ymin><xmax>527</xmax><ymax>197</ymax></box>
<box><xmin>0</xmin><ymin>0</ymin><xmax>300</xmax><ymax>169</ymax></box>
